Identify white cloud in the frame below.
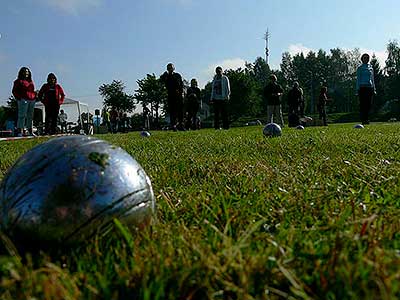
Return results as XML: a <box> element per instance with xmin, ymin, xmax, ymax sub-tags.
<box><xmin>204</xmin><ymin>58</ymin><xmax>246</xmax><ymax>76</ymax></box>
<box><xmin>288</xmin><ymin>44</ymin><xmax>314</xmax><ymax>56</ymax></box>
<box><xmin>38</xmin><ymin>0</ymin><xmax>102</xmax><ymax>15</ymax></box>
<box><xmin>198</xmin><ymin>58</ymin><xmax>246</xmax><ymax>87</ymax></box>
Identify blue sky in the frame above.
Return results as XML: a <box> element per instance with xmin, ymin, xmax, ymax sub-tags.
<box><xmin>1</xmin><ymin>0</ymin><xmax>399</xmax><ymax>111</ymax></box>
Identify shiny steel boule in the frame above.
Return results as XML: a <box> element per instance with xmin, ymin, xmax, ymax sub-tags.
<box><xmin>140</xmin><ymin>131</ymin><xmax>151</xmax><ymax>137</ymax></box>
<box><xmin>0</xmin><ymin>136</ymin><xmax>155</xmax><ymax>245</ymax></box>
<box><xmin>263</xmin><ymin>123</ymin><xmax>282</xmax><ymax>137</ymax></box>
<box><xmin>354</xmin><ymin>124</ymin><xmax>364</xmax><ymax>129</ymax></box>
<box><xmin>296</xmin><ymin>125</ymin><xmax>305</xmax><ymax>130</ymax></box>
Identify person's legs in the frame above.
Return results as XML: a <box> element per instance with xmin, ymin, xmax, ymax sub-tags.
<box><xmin>322</xmin><ymin>106</ymin><xmax>327</xmax><ymax>126</ymax></box>
<box><xmin>267</xmin><ymin>105</ymin><xmax>274</xmax><ymax>123</ymax></box>
<box><xmin>25</xmin><ymin>100</ymin><xmax>36</xmax><ymax>134</ymax></box>
<box><xmin>50</xmin><ymin>105</ymin><xmax>60</xmax><ymax>134</ymax></box>
<box><xmin>221</xmin><ymin>100</ymin><xmax>229</xmax><ymax>129</ymax></box>
<box><xmin>176</xmin><ymin>96</ymin><xmax>184</xmax><ymax>129</ymax></box>
<box><xmin>17</xmin><ymin>99</ymin><xmax>29</xmax><ymax>134</ymax></box>
<box><xmin>213</xmin><ymin>101</ymin><xmax>221</xmax><ymax>129</ymax></box>
<box><xmin>168</xmin><ymin>95</ymin><xmax>177</xmax><ymax>128</ymax></box>
<box><xmin>359</xmin><ymin>87</ymin><xmax>373</xmax><ymax>125</ymax></box>
<box><xmin>276</xmin><ymin>105</ymin><xmax>284</xmax><ymax>127</ymax></box>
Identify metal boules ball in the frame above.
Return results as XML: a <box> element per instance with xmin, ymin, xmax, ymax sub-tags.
<box><xmin>140</xmin><ymin>131</ymin><xmax>151</xmax><ymax>137</ymax></box>
<box><xmin>0</xmin><ymin>136</ymin><xmax>155</xmax><ymax>245</ymax></box>
<box><xmin>354</xmin><ymin>124</ymin><xmax>365</xmax><ymax>129</ymax></box>
<box><xmin>296</xmin><ymin>125</ymin><xmax>305</xmax><ymax>130</ymax></box>
<box><xmin>263</xmin><ymin>123</ymin><xmax>282</xmax><ymax>137</ymax></box>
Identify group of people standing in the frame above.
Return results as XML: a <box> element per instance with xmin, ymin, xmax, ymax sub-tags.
<box><xmin>160</xmin><ymin>63</ymin><xmax>231</xmax><ymax>131</ymax></box>
<box><xmin>12</xmin><ymin>67</ymin><xmax>66</xmax><ymax>136</ymax></box>
<box><xmin>263</xmin><ymin>52</ymin><xmax>376</xmax><ymax>128</ymax></box>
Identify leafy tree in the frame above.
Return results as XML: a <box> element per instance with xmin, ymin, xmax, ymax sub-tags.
<box><xmin>134</xmin><ymin>74</ymin><xmax>167</xmax><ymax>128</ymax></box>
<box><xmin>385</xmin><ymin>41</ymin><xmax>400</xmax><ymax>101</ymax></box>
<box><xmin>370</xmin><ymin>54</ymin><xmax>386</xmax><ymax>112</ymax></box>
<box><xmin>99</xmin><ymin>80</ymin><xmax>135</xmax><ymax>113</ymax></box>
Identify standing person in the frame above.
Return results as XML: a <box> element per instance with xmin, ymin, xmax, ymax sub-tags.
<box><xmin>12</xmin><ymin>67</ymin><xmax>37</xmax><ymax>137</ymax></box>
<box><xmin>38</xmin><ymin>73</ymin><xmax>65</xmax><ymax>135</ymax></box>
<box><xmin>101</xmin><ymin>107</ymin><xmax>110</xmax><ymax>132</ymax></box>
<box><xmin>317</xmin><ymin>86</ymin><xmax>329</xmax><ymax>126</ymax></box>
<box><xmin>143</xmin><ymin>106</ymin><xmax>151</xmax><ymax>130</ymax></box>
<box><xmin>109</xmin><ymin>107</ymin><xmax>119</xmax><ymax>133</ymax></box>
<box><xmin>356</xmin><ymin>53</ymin><xmax>376</xmax><ymax>125</ymax></box>
<box><xmin>185</xmin><ymin>78</ymin><xmax>201</xmax><ymax>130</ymax></box>
<box><xmin>58</xmin><ymin>109</ymin><xmax>68</xmax><ymax>133</ymax></box>
<box><xmin>287</xmin><ymin>81</ymin><xmax>304</xmax><ymax>127</ymax></box>
<box><xmin>211</xmin><ymin>66</ymin><xmax>231</xmax><ymax>130</ymax></box>
<box><xmin>263</xmin><ymin>74</ymin><xmax>284</xmax><ymax>127</ymax></box>
<box><xmin>160</xmin><ymin>63</ymin><xmax>184</xmax><ymax>131</ymax></box>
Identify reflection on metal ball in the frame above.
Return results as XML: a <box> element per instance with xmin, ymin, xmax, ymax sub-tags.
<box><xmin>140</xmin><ymin>131</ymin><xmax>151</xmax><ymax>137</ymax></box>
<box><xmin>354</xmin><ymin>124</ymin><xmax>364</xmax><ymax>129</ymax></box>
<box><xmin>296</xmin><ymin>125</ymin><xmax>305</xmax><ymax>130</ymax></box>
<box><xmin>263</xmin><ymin>123</ymin><xmax>282</xmax><ymax>137</ymax></box>
<box><xmin>0</xmin><ymin>136</ymin><xmax>155</xmax><ymax>244</ymax></box>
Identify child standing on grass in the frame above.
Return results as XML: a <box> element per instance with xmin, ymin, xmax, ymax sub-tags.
<box><xmin>356</xmin><ymin>53</ymin><xmax>376</xmax><ymax>125</ymax></box>
<box><xmin>12</xmin><ymin>67</ymin><xmax>37</xmax><ymax>137</ymax></box>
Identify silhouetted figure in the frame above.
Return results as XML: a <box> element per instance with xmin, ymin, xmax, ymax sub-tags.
<box><xmin>287</xmin><ymin>81</ymin><xmax>304</xmax><ymax>127</ymax></box>
<box><xmin>318</xmin><ymin>86</ymin><xmax>329</xmax><ymax>126</ymax></box>
<box><xmin>160</xmin><ymin>63</ymin><xmax>184</xmax><ymax>131</ymax></box>
<box><xmin>356</xmin><ymin>53</ymin><xmax>376</xmax><ymax>125</ymax></box>
<box><xmin>211</xmin><ymin>66</ymin><xmax>231</xmax><ymax>129</ymax></box>
<box><xmin>263</xmin><ymin>74</ymin><xmax>284</xmax><ymax>127</ymax></box>
<box><xmin>185</xmin><ymin>78</ymin><xmax>201</xmax><ymax>130</ymax></box>
<box><xmin>58</xmin><ymin>109</ymin><xmax>68</xmax><ymax>133</ymax></box>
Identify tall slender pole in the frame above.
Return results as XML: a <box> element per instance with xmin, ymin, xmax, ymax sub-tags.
<box><xmin>263</xmin><ymin>29</ymin><xmax>270</xmax><ymax>65</ymax></box>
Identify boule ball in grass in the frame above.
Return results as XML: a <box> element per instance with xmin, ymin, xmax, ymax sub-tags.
<box><xmin>0</xmin><ymin>136</ymin><xmax>155</xmax><ymax>245</ymax></box>
<box><xmin>263</xmin><ymin>123</ymin><xmax>282</xmax><ymax>137</ymax></box>
<box><xmin>354</xmin><ymin>124</ymin><xmax>365</xmax><ymax>129</ymax></box>
<box><xmin>296</xmin><ymin>125</ymin><xmax>305</xmax><ymax>130</ymax></box>
<box><xmin>140</xmin><ymin>130</ymin><xmax>151</xmax><ymax>137</ymax></box>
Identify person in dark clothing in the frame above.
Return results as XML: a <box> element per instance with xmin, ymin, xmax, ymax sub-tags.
<box><xmin>318</xmin><ymin>86</ymin><xmax>329</xmax><ymax>126</ymax></box>
<box><xmin>185</xmin><ymin>78</ymin><xmax>201</xmax><ymax>130</ymax></box>
<box><xmin>211</xmin><ymin>66</ymin><xmax>231</xmax><ymax>130</ymax></box>
<box><xmin>160</xmin><ymin>63</ymin><xmax>184</xmax><ymax>131</ymax></box>
<box><xmin>263</xmin><ymin>74</ymin><xmax>284</xmax><ymax>127</ymax></box>
<box><xmin>356</xmin><ymin>53</ymin><xmax>376</xmax><ymax>125</ymax></box>
<box><xmin>287</xmin><ymin>81</ymin><xmax>304</xmax><ymax>127</ymax></box>
<box><xmin>38</xmin><ymin>73</ymin><xmax>65</xmax><ymax>135</ymax></box>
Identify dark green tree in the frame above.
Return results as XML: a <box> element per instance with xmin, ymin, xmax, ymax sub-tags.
<box><xmin>99</xmin><ymin>80</ymin><xmax>135</xmax><ymax>113</ymax></box>
<box><xmin>134</xmin><ymin>74</ymin><xmax>167</xmax><ymax>127</ymax></box>
<box><xmin>385</xmin><ymin>41</ymin><xmax>400</xmax><ymax>101</ymax></box>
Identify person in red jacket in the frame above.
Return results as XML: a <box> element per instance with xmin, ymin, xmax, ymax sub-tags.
<box><xmin>38</xmin><ymin>73</ymin><xmax>65</xmax><ymax>135</ymax></box>
<box><xmin>12</xmin><ymin>67</ymin><xmax>37</xmax><ymax>137</ymax></box>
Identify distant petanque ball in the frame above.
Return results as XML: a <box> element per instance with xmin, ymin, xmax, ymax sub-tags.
<box><xmin>140</xmin><ymin>131</ymin><xmax>151</xmax><ymax>137</ymax></box>
<box><xmin>263</xmin><ymin>123</ymin><xmax>282</xmax><ymax>137</ymax></box>
<box><xmin>296</xmin><ymin>125</ymin><xmax>305</xmax><ymax>130</ymax></box>
<box><xmin>0</xmin><ymin>136</ymin><xmax>155</xmax><ymax>245</ymax></box>
<box><xmin>354</xmin><ymin>124</ymin><xmax>365</xmax><ymax>129</ymax></box>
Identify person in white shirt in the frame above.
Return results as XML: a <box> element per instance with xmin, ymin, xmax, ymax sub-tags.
<box><xmin>58</xmin><ymin>109</ymin><xmax>68</xmax><ymax>133</ymax></box>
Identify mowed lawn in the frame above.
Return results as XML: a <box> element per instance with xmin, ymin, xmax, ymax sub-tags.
<box><xmin>0</xmin><ymin>123</ymin><xmax>399</xmax><ymax>300</ymax></box>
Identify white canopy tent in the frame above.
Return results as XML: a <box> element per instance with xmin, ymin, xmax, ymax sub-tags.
<box><xmin>35</xmin><ymin>98</ymin><xmax>90</xmax><ymax>132</ymax></box>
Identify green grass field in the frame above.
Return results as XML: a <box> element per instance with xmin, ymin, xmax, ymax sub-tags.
<box><xmin>0</xmin><ymin>124</ymin><xmax>399</xmax><ymax>300</ymax></box>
